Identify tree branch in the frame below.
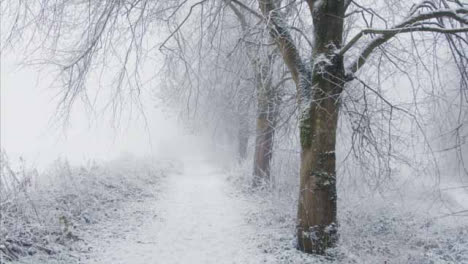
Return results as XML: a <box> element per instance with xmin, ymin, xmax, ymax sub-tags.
<box><xmin>346</xmin><ymin>6</ymin><xmax>468</xmax><ymax>74</ymax></box>
<box><xmin>230</xmin><ymin>0</ymin><xmax>263</xmax><ymax>20</ymax></box>
<box><xmin>159</xmin><ymin>0</ymin><xmax>208</xmax><ymax>51</ymax></box>
<box><xmin>258</xmin><ymin>0</ymin><xmax>305</xmax><ymax>86</ymax></box>
<box><xmin>226</xmin><ymin>1</ymin><xmax>248</xmax><ymax>30</ymax></box>
<box><xmin>341</xmin><ymin>26</ymin><xmax>468</xmax><ymax>57</ymax></box>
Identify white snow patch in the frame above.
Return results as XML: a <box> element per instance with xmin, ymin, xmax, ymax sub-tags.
<box><xmin>82</xmin><ymin>157</ymin><xmax>263</xmax><ymax>264</ymax></box>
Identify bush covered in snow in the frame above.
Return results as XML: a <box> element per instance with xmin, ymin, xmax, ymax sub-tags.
<box><xmin>228</xmin><ymin>159</ymin><xmax>468</xmax><ymax>264</ymax></box>
<box><xmin>0</xmin><ymin>152</ymin><xmax>170</xmax><ymax>263</ymax></box>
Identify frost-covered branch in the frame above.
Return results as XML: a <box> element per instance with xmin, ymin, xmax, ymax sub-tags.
<box><xmin>340</xmin><ymin>26</ymin><xmax>468</xmax><ymax>57</ymax></box>
<box><xmin>229</xmin><ymin>0</ymin><xmax>263</xmax><ymax>20</ymax></box>
<box><xmin>159</xmin><ymin>0</ymin><xmax>209</xmax><ymax>51</ymax></box>
<box><xmin>346</xmin><ymin>6</ymin><xmax>468</xmax><ymax>73</ymax></box>
<box><xmin>258</xmin><ymin>0</ymin><xmax>305</xmax><ymax>86</ymax></box>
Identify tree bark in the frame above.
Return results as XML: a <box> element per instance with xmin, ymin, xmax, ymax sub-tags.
<box><xmin>227</xmin><ymin>2</ymin><xmax>280</xmax><ymax>181</ymax></box>
<box><xmin>258</xmin><ymin>0</ymin><xmax>345</xmax><ymax>253</ymax></box>
<box><xmin>253</xmin><ymin>106</ymin><xmax>276</xmax><ymax>185</ymax></box>
<box><xmin>237</xmin><ymin>112</ymin><xmax>250</xmax><ymax>160</ymax></box>
<box><xmin>296</xmin><ymin>0</ymin><xmax>345</xmax><ymax>254</ymax></box>
<box><xmin>253</xmin><ymin>57</ymin><xmax>278</xmax><ymax>187</ymax></box>
<box><xmin>297</xmin><ymin>73</ymin><xmax>343</xmax><ymax>253</ymax></box>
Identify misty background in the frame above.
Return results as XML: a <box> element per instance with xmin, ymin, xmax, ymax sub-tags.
<box><xmin>1</xmin><ymin>48</ymin><xmax>209</xmax><ymax>171</ymax></box>
<box><xmin>1</xmin><ymin>1</ymin><xmax>468</xmax><ymax>263</ymax></box>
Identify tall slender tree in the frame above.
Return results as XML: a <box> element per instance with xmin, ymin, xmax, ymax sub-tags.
<box><xmin>228</xmin><ymin>2</ymin><xmax>286</xmax><ymax>186</ymax></box>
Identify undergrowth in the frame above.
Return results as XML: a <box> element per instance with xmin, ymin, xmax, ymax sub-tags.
<box><xmin>227</xmin><ymin>159</ymin><xmax>468</xmax><ymax>264</ymax></box>
<box><xmin>0</xmin><ymin>152</ymin><xmax>170</xmax><ymax>263</ymax></box>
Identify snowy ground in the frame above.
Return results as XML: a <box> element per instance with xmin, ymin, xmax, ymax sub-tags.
<box><xmin>3</xmin><ymin>155</ymin><xmax>468</xmax><ymax>264</ymax></box>
<box><xmin>4</xmin><ymin>156</ymin><xmax>270</xmax><ymax>264</ymax></box>
<box><xmin>82</xmin><ymin>157</ymin><xmax>262</xmax><ymax>264</ymax></box>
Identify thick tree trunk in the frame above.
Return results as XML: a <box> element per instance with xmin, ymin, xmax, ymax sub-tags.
<box><xmin>252</xmin><ymin>57</ymin><xmax>278</xmax><ymax>187</ymax></box>
<box><xmin>257</xmin><ymin>0</ymin><xmax>345</xmax><ymax>254</ymax></box>
<box><xmin>296</xmin><ymin>0</ymin><xmax>345</xmax><ymax>254</ymax></box>
<box><xmin>296</xmin><ymin>81</ymin><xmax>341</xmax><ymax>253</ymax></box>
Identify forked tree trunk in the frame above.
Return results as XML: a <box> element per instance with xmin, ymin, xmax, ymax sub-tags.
<box><xmin>253</xmin><ymin>57</ymin><xmax>278</xmax><ymax>187</ymax></box>
<box><xmin>295</xmin><ymin>0</ymin><xmax>345</xmax><ymax>254</ymax></box>
<box><xmin>258</xmin><ymin>0</ymin><xmax>345</xmax><ymax>253</ymax></box>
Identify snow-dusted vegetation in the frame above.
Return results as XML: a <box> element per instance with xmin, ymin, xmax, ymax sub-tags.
<box><xmin>2</xmin><ymin>0</ymin><xmax>468</xmax><ymax>263</ymax></box>
<box><xmin>1</xmin><ymin>151</ymin><xmax>467</xmax><ymax>263</ymax></box>
<box><xmin>0</xmin><ymin>153</ymin><xmax>171</xmax><ymax>263</ymax></box>
<box><xmin>229</xmin><ymin>159</ymin><xmax>468</xmax><ymax>263</ymax></box>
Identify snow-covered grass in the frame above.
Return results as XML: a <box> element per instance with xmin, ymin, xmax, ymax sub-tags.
<box><xmin>227</xmin><ymin>160</ymin><xmax>468</xmax><ymax>264</ymax></box>
<box><xmin>0</xmin><ymin>152</ymin><xmax>172</xmax><ymax>263</ymax></box>
<box><xmin>2</xmin><ymin>149</ymin><xmax>467</xmax><ymax>264</ymax></box>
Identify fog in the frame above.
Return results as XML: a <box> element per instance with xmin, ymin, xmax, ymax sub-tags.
<box><xmin>1</xmin><ymin>52</ymin><xmax>186</xmax><ymax>171</ymax></box>
<box><xmin>1</xmin><ymin>1</ymin><xmax>467</xmax><ymax>263</ymax></box>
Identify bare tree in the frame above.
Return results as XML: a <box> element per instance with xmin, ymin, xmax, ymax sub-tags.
<box><xmin>228</xmin><ymin>2</ymin><xmax>295</xmax><ymax>186</ymax></box>
<box><xmin>4</xmin><ymin>0</ymin><xmax>467</xmax><ymax>256</ymax></box>
<box><xmin>162</xmin><ymin>1</ymin><xmax>289</xmax><ymax>186</ymax></box>
<box><xmin>226</xmin><ymin>0</ymin><xmax>468</xmax><ymax>254</ymax></box>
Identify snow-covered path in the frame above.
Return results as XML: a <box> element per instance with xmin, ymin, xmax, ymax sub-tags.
<box><xmin>85</xmin><ymin>158</ymin><xmax>259</xmax><ymax>264</ymax></box>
